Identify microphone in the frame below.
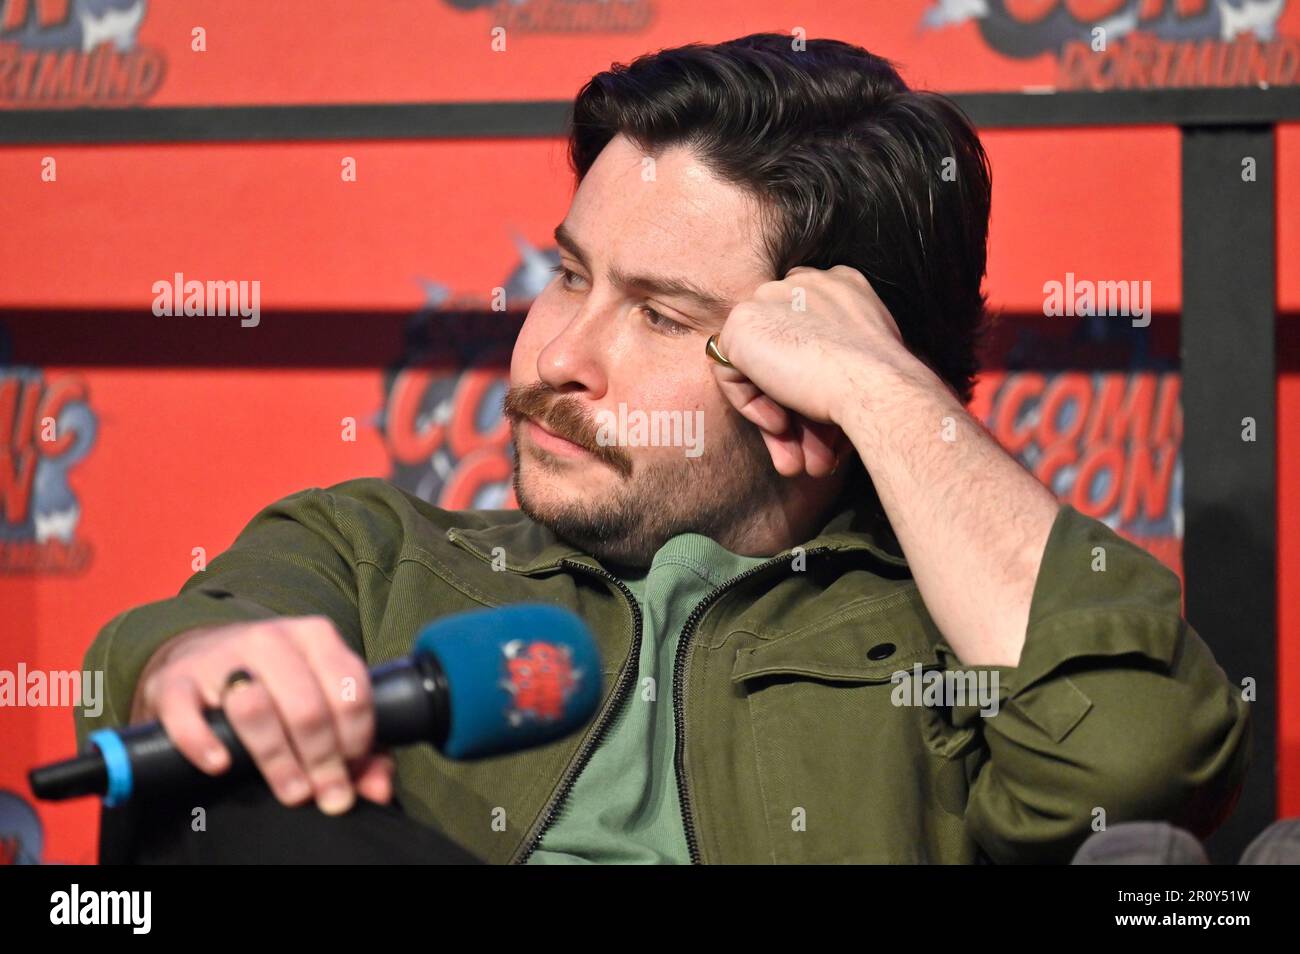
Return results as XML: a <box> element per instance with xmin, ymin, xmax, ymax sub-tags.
<box><xmin>28</xmin><ymin>603</ymin><xmax>601</xmax><ymax>807</ymax></box>
<box><xmin>1070</xmin><ymin>822</ymin><xmax>1209</xmax><ymax>864</ymax></box>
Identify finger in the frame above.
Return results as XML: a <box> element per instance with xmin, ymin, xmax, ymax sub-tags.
<box><xmin>799</xmin><ymin>419</ymin><xmax>842</xmax><ymax>478</ymax></box>
<box><xmin>221</xmin><ymin>680</ymin><xmax>315</xmax><ymax>807</ymax></box>
<box><xmin>732</xmin><ymin>388</ymin><xmax>790</xmax><ymax>435</ymax></box>
<box><xmin>761</xmin><ymin>427</ymin><xmax>805</xmax><ymax>477</ymax></box>
<box><xmin>246</xmin><ymin>631</ymin><xmax>356</xmax><ymax>815</ymax></box>
<box><xmin>153</xmin><ymin>674</ymin><xmax>231</xmax><ymax>775</ymax></box>
<box><xmin>286</xmin><ymin>618</ymin><xmax>375</xmax><ymax>762</ymax></box>
<box><xmin>351</xmin><ymin>752</ymin><xmax>395</xmax><ymax>805</ymax></box>
<box><xmin>710</xmin><ymin>365</ymin><xmax>790</xmax><ymax>434</ymax></box>
<box><xmin>135</xmin><ymin>646</ymin><xmax>232</xmax><ymax>723</ymax></box>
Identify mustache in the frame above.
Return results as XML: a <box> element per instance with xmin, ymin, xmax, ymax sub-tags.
<box><xmin>503</xmin><ymin>383</ymin><xmax>633</xmax><ymax>479</ymax></box>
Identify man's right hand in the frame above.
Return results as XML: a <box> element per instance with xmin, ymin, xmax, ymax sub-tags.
<box><xmin>129</xmin><ymin>616</ymin><xmax>393</xmax><ymax>815</ymax></box>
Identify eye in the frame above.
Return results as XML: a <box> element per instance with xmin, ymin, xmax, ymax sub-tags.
<box><xmin>549</xmin><ymin>263</ymin><xmax>586</xmax><ymax>290</ymax></box>
<box><xmin>641</xmin><ymin>304</ymin><xmax>690</xmax><ymax>337</ymax></box>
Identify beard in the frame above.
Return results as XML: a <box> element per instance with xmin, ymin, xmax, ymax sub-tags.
<box><xmin>504</xmin><ymin>382</ymin><xmax>787</xmax><ymax>568</ymax></box>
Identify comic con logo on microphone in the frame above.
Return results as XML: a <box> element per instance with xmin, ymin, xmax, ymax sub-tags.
<box><xmin>502</xmin><ymin>641</ymin><xmax>581</xmax><ymax>725</ymax></box>
<box><xmin>0</xmin><ymin>0</ymin><xmax>164</xmax><ymax>106</ymax></box>
<box><xmin>921</xmin><ymin>0</ymin><xmax>1299</xmax><ymax>90</ymax></box>
<box><xmin>0</xmin><ymin>368</ymin><xmax>96</xmax><ymax>573</ymax></box>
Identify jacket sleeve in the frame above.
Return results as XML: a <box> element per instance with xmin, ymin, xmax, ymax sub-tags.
<box><xmin>943</xmin><ymin>504</ymin><xmax>1252</xmax><ymax>864</ymax></box>
<box><xmin>75</xmin><ymin>486</ymin><xmax>365</xmax><ymax>752</ymax></box>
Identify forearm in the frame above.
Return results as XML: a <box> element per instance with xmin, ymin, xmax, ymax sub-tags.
<box><xmin>836</xmin><ymin>356</ymin><xmax>1060</xmax><ymax>667</ymax></box>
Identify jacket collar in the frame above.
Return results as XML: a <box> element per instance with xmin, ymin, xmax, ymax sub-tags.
<box><xmin>445</xmin><ymin>483</ymin><xmax>908</xmax><ymax>575</ymax></box>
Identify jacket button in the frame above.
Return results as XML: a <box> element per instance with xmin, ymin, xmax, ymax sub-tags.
<box><xmin>867</xmin><ymin>642</ymin><xmax>896</xmax><ymax>661</ymax></box>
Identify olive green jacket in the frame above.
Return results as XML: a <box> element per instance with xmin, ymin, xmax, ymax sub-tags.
<box><xmin>75</xmin><ymin>477</ymin><xmax>1251</xmax><ymax>864</ymax></box>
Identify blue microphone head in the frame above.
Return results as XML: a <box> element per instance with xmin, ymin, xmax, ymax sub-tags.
<box><xmin>413</xmin><ymin>604</ymin><xmax>602</xmax><ymax>759</ymax></box>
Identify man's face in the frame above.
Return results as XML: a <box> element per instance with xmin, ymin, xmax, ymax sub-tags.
<box><xmin>505</xmin><ymin>134</ymin><xmax>788</xmax><ymax>567</ymax></box>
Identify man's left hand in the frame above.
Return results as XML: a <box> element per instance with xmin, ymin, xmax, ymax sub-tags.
<box><xmin>709</xmin><ymin>264</ymin><xmax>922</xmax><ymax>478</ymax></box>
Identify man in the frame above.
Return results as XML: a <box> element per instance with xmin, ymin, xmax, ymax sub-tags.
<box><xmin>77</xmin><ymin>33</ymin><xmax>1250</xmax><ymax>864</ymax></box>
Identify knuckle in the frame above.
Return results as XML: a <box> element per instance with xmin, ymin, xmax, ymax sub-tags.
<box><xmin>296</xmin><ymin>614</ymin><xmax>338</xmax><ymax>638</ymax></box>
<box><xmin>335</xmin><ymin>690</ymin><xmax>371</xmax><ymax>720</ymax></box>
<box><xmin>297</xmin><ymin>728</ymin><xmax>344</xmax><ymax>767</ymax></box>
<box><xmin>223</xmin><ymin>684</ymin><xmax>272</xmax><ymax>721</ymax></box>
<box><xmin>284</xmin><ymin>701</ymin><xmax>332</xmax><ymax>740</ymax></box>
<box><xmin>243</xmin><ymin>623</ymin><xmax>284</xmax><ymax>654</ymax></box>
<box><xmin>834</xmin><ymin>264</ymin><xmax>868</xmax><ymax>285</ymax></box>
<box><xmin>332</xmin><ymin>665</ymin><xmax>372</xmax><ymax>707</ymax></box>
<box><xmin>334</xmin><ymin>700</ymin><xmax>375</xmax><ymax>757</ymax></box>
<box><xmin>246</xmin><ymin>734</ymin><xmax>293</xmax><ymax>770</ymax></box>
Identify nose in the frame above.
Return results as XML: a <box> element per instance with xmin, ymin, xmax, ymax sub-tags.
<box><xmin>536</xmin><ymin>301</ymin><xmax>612</xmax><ymax>399</ymax></box>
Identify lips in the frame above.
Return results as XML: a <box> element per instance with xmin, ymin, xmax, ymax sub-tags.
<box><xmin>514</xmin><ymin>405</ymin><xmax>633</xmax><ymax>479</ymax></box>
<box><xmin>526</xmin><ymin>416</ymin><xmax>590</xmax><ymax>454</ymax></box>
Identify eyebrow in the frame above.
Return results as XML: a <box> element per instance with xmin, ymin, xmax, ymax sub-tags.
<box><xmin>553</xmin><ymin>222</ymin><xmax>734</xmax><ymax>320</ymax></box>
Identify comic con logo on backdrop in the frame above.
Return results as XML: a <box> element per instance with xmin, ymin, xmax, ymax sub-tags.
<box><xmin>971</xmin><ymin>370</ymin><xmax>1184</xmax><ymax>575</ymax></box>
<box><xmin>0</xmin><ymin>367</ymin><xmax>96</xmax><ymax>573</ymax></box>
<box><xmin>378</xmin><ymin>233</ymin><xmax>560</xmax><ymax>509</ymax></box>
<box><xmin>440</xmin><ymin>0</ymin><xmax>653</xmax><ymax>33</ymax></box>
<box><xmin>922</xmin><ymin>0</ymin><xmax>1298</xmax><ymax>90</ymax></box>
<box><xmin>0</xmin><ymin>0</ymin><xmax>163</xmax><ymax>106</ymax></box>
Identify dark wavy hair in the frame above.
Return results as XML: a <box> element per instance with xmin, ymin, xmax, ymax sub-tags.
<box><xmin>568</xmin><ymin>32</ymin><xmax>991</xmax><ymax>405</ymax></box>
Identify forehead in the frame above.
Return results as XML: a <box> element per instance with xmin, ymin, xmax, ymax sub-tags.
<box><xmin>563</xmin><ymin>134</ymin><xmax>773</xmax><ymax>293</ymax></box>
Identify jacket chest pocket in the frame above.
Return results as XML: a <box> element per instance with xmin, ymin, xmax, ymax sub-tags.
<box><xmin>729</xmin><ymin>587</ymin><xmax>981</xmax><ymax>863</ymax></box>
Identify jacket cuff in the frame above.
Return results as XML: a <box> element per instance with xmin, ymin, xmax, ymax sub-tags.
<box><xmin>1012</xmin><ymin>504</ymin><xmax>1184</xmax><ymax>692</ymax></box>
<box><xmin>76</xmin><ymin>586</ymin><xmax>279</xmax><ymax>749</ymax></box>
<box><xmin>937</xmin><ymin>504</ymin><xmax>1185</xmax><ymax>742</ymax></box>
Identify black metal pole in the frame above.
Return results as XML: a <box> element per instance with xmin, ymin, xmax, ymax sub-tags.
<box><xmin>1181</xmin><ymin>124</ymin><xmax>1277</xmax><ymax>864</ymax></box>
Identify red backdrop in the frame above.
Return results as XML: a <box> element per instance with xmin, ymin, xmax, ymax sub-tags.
<box><xmin>1</xmin><ymin>0</ymin><xmax>1296</xmax><ymax>863</ymax></box>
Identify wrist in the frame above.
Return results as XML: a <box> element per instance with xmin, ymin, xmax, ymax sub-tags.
<box><xmin>831</xmin><ymin>347</ymin><xmax>950</xmax><ymax>432</ymax></box>
<box><xmin>129</xmin><ymin>624</ymin><xmax>226</xmax><ymax>722</ymax></box>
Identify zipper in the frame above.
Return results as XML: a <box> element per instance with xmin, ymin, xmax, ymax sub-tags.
<box><xmin>511</xmin><ymin>557</ymin><xmax>645</xmax><ymax>864</ymax></box>
<box><xmin>672</xmin><ymin>546</ymin><xmax>835</xmax><ymax>863</ymax></box>
<box><xmin>502</xmin><ymin>542</ymin><xmax>839</xmax><ymax>863</ymax></box>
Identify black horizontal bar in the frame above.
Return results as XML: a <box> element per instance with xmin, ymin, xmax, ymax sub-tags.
<box><xmin>954</xmin><ymin>86</ymin><xmax>1300</xmax><ymax>127</ymax></box>
<box><xmin>0</xmin><ymin>101</ymin><xmax>574</xmax><ymax>145</ymax></box>
<box><xmin>3</xmin><ymin>87</ymin><xmax>1300</xmax><ymax>144</ymax></box>
<box><xmin>11</xmin><ymin>308</ymin><xmax>1287</xmax><ymax>369</ymax></box>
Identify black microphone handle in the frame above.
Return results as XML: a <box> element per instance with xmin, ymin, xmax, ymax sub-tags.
<box><xmin>111</xmin><ymin>705</ymin><xmax>258</xmax><ymax>801</ymax></box>
<box><xmin>30</xmin><ymin>653</ymin><xmax>449</xmax><ymax>805</ymax></box>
